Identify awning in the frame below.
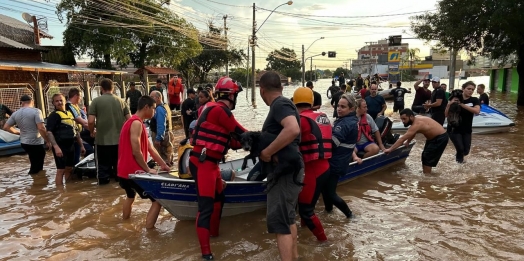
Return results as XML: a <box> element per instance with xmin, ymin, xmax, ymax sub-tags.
<box><xmin>0</xmin><ymin>60</ymin><xmax>127</xmax><ymax>75</ymax></box>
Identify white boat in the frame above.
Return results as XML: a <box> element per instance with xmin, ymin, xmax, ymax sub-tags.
<box><xmin>391</xmin><ymin>104</ymin><xmax>515</xmax><ymax>134</ymax></box>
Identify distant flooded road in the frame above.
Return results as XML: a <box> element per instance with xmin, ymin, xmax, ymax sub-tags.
<box><xmin>1</xmin><ymin>77</ymin><xmax>523</xmax><ymax>260</ymax></box>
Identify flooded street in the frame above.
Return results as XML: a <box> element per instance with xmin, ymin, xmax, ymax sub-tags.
<box><xmin>1</xmin><ymin>77</ymin><xmax>524</xmax><ymax>260</ymax></box>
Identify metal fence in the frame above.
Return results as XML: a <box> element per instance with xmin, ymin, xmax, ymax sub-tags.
<box><xmin>91</xmin><ymin>82</ymin><xmax>123</xmax><ymax>99</ymax></box>
<box><xmin>0</xmin><ymin>83</ymin><xmax>35</xmax><ymax>112</ymax></box>
<box><xmin>44</xmin><ymin>82</ymin><xmax>84</xmax><ymax>115</ymax></box>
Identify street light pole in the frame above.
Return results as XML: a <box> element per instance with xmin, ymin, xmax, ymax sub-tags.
<box><xmin>302</xmin><ymin>37</ymin><xmax>324</xmax><ymax>86</ymax></box>
<box><xmin>251</xmin><ymin>1</ymin><xmax>293</xmax><ymax>107</ymax></box>
<box><xmin>301</xmin><ymin>44</ymin><xmax>305</xmax><ymax>87</ymax></box>
<box><xmin>251</xmin><ymin>3</ymin><xmax>256</xmax><ymax>106</ymax></box>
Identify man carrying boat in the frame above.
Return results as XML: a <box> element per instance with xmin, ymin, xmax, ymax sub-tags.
<box><xmin>259</xmin><ymin>71</ymin><xmax>303</xmax><ymax>261</ymax></box>
<box><xmin>293</xmin><ymin>87</ymin><xmax>331</xmax><ymax>242</ymax></box>
<box><xmin>117</xmin><ymin>96</ymin><xmax>170</xmax><ymax>229</ymax></box>
<box><xmin>189</xmin><ymin>76</ymin><xmax>246</xmax><ymax>260</ymax></box>
<box><xmin>384</xmin><ymin>109</ymin><xmax>448</xmax><ymax>174</ymax></box>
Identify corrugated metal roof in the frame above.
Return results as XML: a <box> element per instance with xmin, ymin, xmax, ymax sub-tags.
<box><xmin>0</xmin><ymin>35</ymin><xmax>47</xmax><ymax>50</ymax></box>
<box><xmin>134</xmin><ymin>66</ymin><xmax>179</xmax><ymax>75</ymax></box>
<box><xmin>0</xmin><ymin>60</ymin><xmax>127</xmax><ymax>75</ymax></box>
<box><xmin>0</xmin><ymin>14</ymin><xmax>53</xmax><ymax>39</ymax></box>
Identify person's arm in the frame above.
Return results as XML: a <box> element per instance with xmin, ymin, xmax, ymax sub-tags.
<box><xmin>130</xmin><ymin>121</ymin><xmax>158</xmax><ymax>172</ymax></box>
<box><xmin>215</xmin><ymin>106</ymin><xmax>247</xmax><ymax>150</ymax></box>
<box><xmin>384</xmin><ymin>124</ymin><xmax>417</xmax><ymax>153</ymax></box>
<box><xmin>261</xmin><ymin>116</ymin><xmax>300</xmax><ymax>160</ymax></box>
<box><xmin>460</xmin><ymin>102</ymin><xmax>481</xmax><ymax>114</ymax></box>
<box><xmin>122</xmin><ymin>101</ymin><xmax>131</xmax><ymax>119</ymax></box>
<box><xmin>88</xmin><ymin>115</ymin><xmax>96</xmax><ymax>136</ymax></box>
<box><xmin>3</xmin><ymin>120</ymin><xmax>19</xmax><ymax>135</ymax></box>
<box><xmin>155</xmin><ymin>107</ymin><xmax>166</xmax><ymax>142</ymax></box>
<box><xmin>445</xmin><ymin>101</ymin><xmax>452</xmax><ymax>117</ymax></box>
<box><xmin>378</xmin><ymin>98</ymin><xmax>387</xmax><ymax>116</ymax></box>
<box><xmin>4</xmin><ymin>105</ymin><xmax>13</xmax><ymax>116</ymax></box>
<box><xmin>374</xmin><ymin>130</ymin><xmax>386</xmax><ymax>151</ymax></box>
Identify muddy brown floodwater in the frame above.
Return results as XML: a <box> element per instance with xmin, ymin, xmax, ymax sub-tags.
<box><xmin>1</xmin><ymin>77</ymin><xmax>523</xmax><ymax>260</ymax></box>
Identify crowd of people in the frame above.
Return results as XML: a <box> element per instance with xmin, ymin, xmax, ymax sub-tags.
<box><xmin>0</xmin><ymin>71</ymin><xmax>492</xmax><ymax>261</ymax></box>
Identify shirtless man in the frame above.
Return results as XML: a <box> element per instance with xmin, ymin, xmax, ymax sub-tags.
<box><xmin>383</xmin><ymin>108</ymin><xmax>448</xmax><ymax>174</ymax></box>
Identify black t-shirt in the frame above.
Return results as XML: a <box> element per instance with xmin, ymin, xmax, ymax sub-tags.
<box><xmin>338</xmin><ymin>76</ymin><xmax>345</xmax><ymax>86</ymax></box>
<box><xmin>313</xmin><ymin>90</ymin><xmax>322</xmax><ymax>108</ymax></box>
<box><xmin>356</xmin><ymin>77</ymin><xmax>364</xmax><ymax>88</ymax></box>
<box><xmin>262</xmin><ymin>96</ymin><xmax>300</xmax><ymax>146</ymax></box>
<box><xmin>390</xmin><ymin>87</ymin><xmax>409</xmax><ymax>103</ymax></box>
<box><xmin>479</xmin><ymin>93</ymin><xmax>489</xmax><ymax>106</ymax></box>
<box><xmin>331</xmin><ymin>91</ymin><xmax>343</xmax><ymax>118</ymax></box>
<box><xmin>431</xmin><ymin>88</ymin><xmax>448</xmax><ymax>114</ymax></box>
<box><xmin>181</xmin><ymin>97</ymin><xmax>195</xmax><ymax>121</ymax></box>
<box><xmin>453</xmin><ymin>97</ymin><xmax>480</xmax><ymax>134</ymax></box>
<box><xmin>413</xmin><ymin>87</ymin><xmax>432</xmax><ymax>106</ymax></box>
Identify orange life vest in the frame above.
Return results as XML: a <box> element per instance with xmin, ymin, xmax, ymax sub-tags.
<box><xmin>299</xmin><ymin>110</ymin><xmax>333</xmax><ymax>162</ymax></box>
<box><xmin>190</xmin><ymin>102</ymin><xmax>231</xmax><ymax>155</ymax></box>
<box><xmin>168</xmin><ymin>78</ymin><xmax>182</xmax><ymax>95</ymax></box>
<box><xmin>357</xmin><ymin>114</ymin><xmax>375</xmax><ymax>142</ymax></box>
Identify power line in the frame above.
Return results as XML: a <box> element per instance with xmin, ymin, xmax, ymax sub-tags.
<box><xmin>256</xmin><ymin>8</ymin><xmax>436</xmax><ymax>18</ymax></box>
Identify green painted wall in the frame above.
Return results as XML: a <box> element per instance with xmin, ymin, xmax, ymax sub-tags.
<box><xmin>498</xmin><ymin>69</ymin><xmax>506</xmax><ymax>91</ymax></box>
<box><xmin>511</xmin><ymin>67</ymin><xmax>519</xmax><ymax>93</ymax></box>
<box><xmin>489</xmin><ymin>69</ymin><xmax>495</xmax><ymax>90</ymax></box>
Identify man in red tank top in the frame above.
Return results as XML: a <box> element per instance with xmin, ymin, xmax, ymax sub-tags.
<box><xmin>117</xmin><ymin>96</ymin><xmax>171</xmax><ymax>229</ymax></box>
<box><xmin>293</xmin><ymin>87</ymin><xmax>331</xmax><ymax>242</ymax></box>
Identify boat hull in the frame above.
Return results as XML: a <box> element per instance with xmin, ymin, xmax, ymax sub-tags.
<box><xmin>130</xmin><ymin>141</ymin><xmax>416</xmax><ymax>220</ymax></box>
<box><xmin>0</xmin><ymin>141</ymin><xmax>25</xmax><ymax>156</ymax></box>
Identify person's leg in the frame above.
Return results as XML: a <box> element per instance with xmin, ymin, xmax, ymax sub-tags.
<box><xmin>210</xmin><ymin>173</ymin><xmax>224</xmax><ymax>237</ymax></box>
<box><xmin>326</xmin><ymin>172</ymin><xmax>352</xmax><ymax>217</ymax></box>
<box><xmin>463</xmin><ymin>133</ymin><xmax>472</xmax><ymax>157</ymax></box>
<box><xmin>123</xmin><ymin>197</ymin><xmax>135</xmax><ymax>219</ymax></box>
<box><xmin>299</xmin><ymin>168</ymin><xmax>327</xmax><ymax>241</ymax></box>
<box><xmin>55</xmin><ymin>168</ymin><xmax>65</xmax><ymax>185</ymax></box>
<box><xmin>73</xmin><ymin>142</ymin><xmax>81</xmax><ymax>165</ymax></box>
<box><xmin>21</xmin><ymin>144</ymin><xmax>36</xmax><ymax>174</ymax></box>
<box><xmin>169</xmin><ymin>104</ymin><xmax>175</xmax><ymax>111</ymax></box>
<box><xmin>449</xmin><ymin>133</ymin><xmax>464</xmax><ymax>163</ymax></box>
<box><xmin>95</xmin><ymin>145</ymin><xmax>111</xmax><ymax>185</ymax></box>
<box><xmin>277</xmin><ymin>230</ymin><xmax>296</xmax><ymax>261</ymax></box>
<box><xmin>189</xmin><ymin>158</ymin><xmax>218</xmax><ymax>259</ymax></box>
<box><xmin>321</xmin><ymin>172</ymin><xmax>337</xmax><ymax>212</ymax></box>
<box><xmin>363</xmin><ymin>142</ymin><xmax>380</xmax><ymax>158</ymax></box>
<box><xmin>146</xmin><ymin>201</ymin><xmax>162</xmax><ymax>229</ymax></box>
<box><xmin>422</xmin><ymin>165</ymin><xmax>433</xmax><ymax>174</ymax></box>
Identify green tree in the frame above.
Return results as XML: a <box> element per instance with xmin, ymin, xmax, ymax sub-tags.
<box><xmin>56</xmin><ymin>0</ymin><xmax>201</xmax><ymax>69</ymax></box>
<box><xmin>333</xmin><ymin>67</ymin><xmax>351</xmax><ymax>78</ymax></box>
<box><xmin>411</xmin><ymin>0</ymin><xmax>524</xmax><ymax>105</ymax></box>
<box><xmin>229</xmin><ymin>68</ymin><xmax>251</xmax><ymax>87</ymax></box>
<box><xmin>178</xmin><ymin>23</ymin><xmax>245</xmax><ymax>83</ymax></box>
<box><xmin>323</xmin><ymin>69</ymin><xmax>333</xmax><ymax>78</ymax></box>
<box><xmin>265</xmin><ymin>47</ymin><xmax>301</xmax><ymax>81</ymax></box>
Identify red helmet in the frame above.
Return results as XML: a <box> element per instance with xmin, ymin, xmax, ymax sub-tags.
<box><xmin>215</xmin><ymin>77</ymin><xmax>240</xmax><ymax>94</ymax></box>
<box><xmin>214</xmin><ymin>76</ymin><xmax>241</xmax><ymax>110</ymax></box>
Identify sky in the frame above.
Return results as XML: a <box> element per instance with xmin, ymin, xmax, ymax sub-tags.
<box><xmin>0</xmin><ymin>0</ymin><xmax>441</xmax><ymax>70</ymax></box>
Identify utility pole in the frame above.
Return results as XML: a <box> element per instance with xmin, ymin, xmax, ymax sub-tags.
<box><xmin>246</xmin><ymin>36</ymin><xmax>250</xmax><ymax>98</ymax></box>
<box><xmin>251</xmin><ymin>3</ymin><xmax>256</xmax><ymax>106</ymax></box>
<box><xmin>314</xmin><ymin>65</ymin><xmax>317</xmax><ymax>81</ymax></box>
<box><xmin>301</xmin><ymin>44</ymin><xmax>305</xmax><ymax>86</ymax></box>
<box><xmin>223</xmin><ymin>15</ymin><xmax>229</xmax><ymax>77</ymax></box>
<box><xmin>310</xmin><ymin>57</ymin><xmax>313</xmax><ymax>81</ymax></box>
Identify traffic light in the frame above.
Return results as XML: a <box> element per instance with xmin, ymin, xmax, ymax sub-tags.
<box><xmin>388</xmin><ymin>35</ymin><xmax>402</xmax><ymax>46</ymax></box>
<box><xmin>328</xmin><ymin>51</ymin><xmax>336</xmax><ymax>58</ymax></box>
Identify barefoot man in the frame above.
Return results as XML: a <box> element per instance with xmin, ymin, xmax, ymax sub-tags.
<box><xmin>383</xmin><ymin>108</ymin><xmax>448</xmax><ymax>174</ymax></box>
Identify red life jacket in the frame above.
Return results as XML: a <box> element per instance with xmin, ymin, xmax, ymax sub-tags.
<box><xmin>299</xmin><ymin>110</ymin><xmax>333</xmax><ymax>162</ymax></box>
<box><xmin>190</xmin><ymin>102</ymin><xmax>231</xmax><ymax>155</ymax></box>
<box><xmin>357</xmin><ymin>114</ymin><xmax>375</xmax><ymax>142</ymax></box>
<box><xmin>168</xmin><ymin>78</ymin><xmax>182</xmax><ymax>95</ymax></box>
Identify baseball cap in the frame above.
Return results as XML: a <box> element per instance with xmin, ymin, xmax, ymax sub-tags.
<box><xmin>20</xmin><ymin>95</ymin><xmax>33</xmax><ymax>102</ymax></box>
<box><xmin>431</xmin><ymin>77</ymin><xmax>440</xmax><ymax>82</ymax></box>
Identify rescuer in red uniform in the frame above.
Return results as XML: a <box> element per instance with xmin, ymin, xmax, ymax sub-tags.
<box><xmin>293</xmin><ymin>87</ymin><xmax>332</xmax><ymax>242</ymax></box>
<box><xmin>189</xmin><ymin>77</ymin><xmax>247</xmax><ymax>260</ymax></box>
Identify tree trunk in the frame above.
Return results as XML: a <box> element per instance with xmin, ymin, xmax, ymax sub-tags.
<box><xmin>448</xmin><ymin>48</ymin><xmax>457</xmax><ymax>90</ymax></box>
<box><xmin>138</xmin><ymin>42</ymin><xmax>147</xmax><ymax>69</ymax></box>
<box><xmin>104</xmin><ymin>53</ymin><xmax>112</xmax><ymax>70</ymax></box>
<box><xmin>517</xmin><ymin>43</ymin><xmax>524</xmax><ymax>106</ymax></box>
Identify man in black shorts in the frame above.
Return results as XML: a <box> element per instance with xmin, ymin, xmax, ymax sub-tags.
<box><xmin>384</xmin><ymin>109</ymin><xmax>448</xmax><ymax>174</ymax></box>
<box><xmin>259</xmin><ymin>71</ymin><xmax>304</xmax><ymax>261</ymax></box>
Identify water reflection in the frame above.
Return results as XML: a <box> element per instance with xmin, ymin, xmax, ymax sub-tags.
<box><xmin>0</xmin><ymin>77</ymin><xmax>523</xmax><ymax>260</ymax></box>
